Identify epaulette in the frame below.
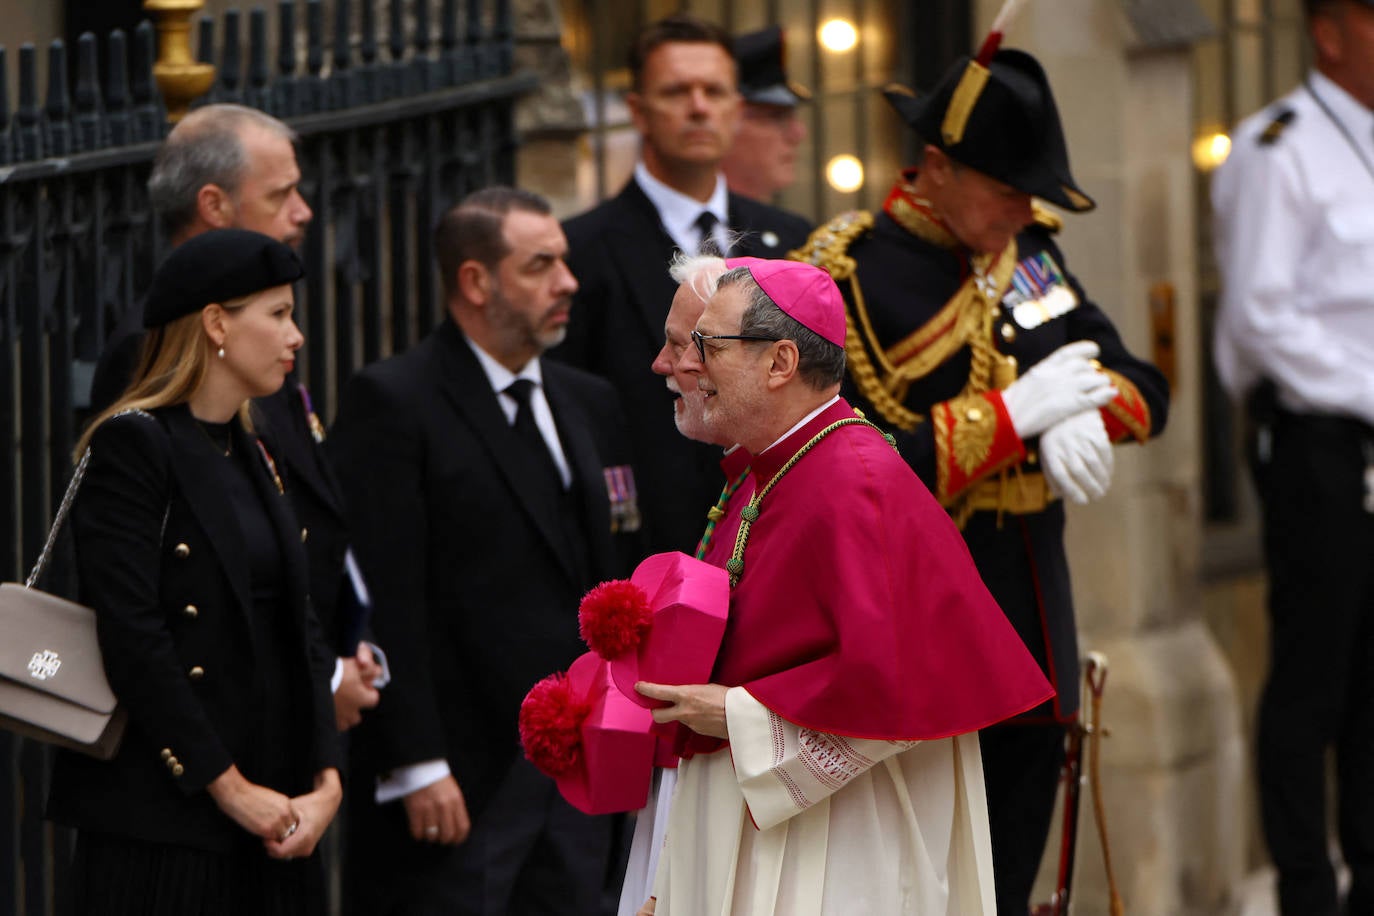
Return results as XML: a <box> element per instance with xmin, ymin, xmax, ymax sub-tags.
<box><xmin>788</xmin><ymin>211</ymin><xmax>875</xmax><ymax>281</ymax></box>
<box><xmin>1258</xmin><ymin>107</ymin><xmax>1295</xmax><ymax>146</ymax></box>
<box><xmin>1031</xmin><ymin>202</ymin><xmax>1063</xmax><ymax>233</ymax></box>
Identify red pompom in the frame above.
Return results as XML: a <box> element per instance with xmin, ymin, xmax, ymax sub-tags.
<box><xmin>519</xmin><ymin>673</ymin><xmax>591</xmax><ymax>777</ymax></box>
<box><xmin>579</xmin><ymin>579</ymin><xmax>654</xmax><ymax>658</ymax></box>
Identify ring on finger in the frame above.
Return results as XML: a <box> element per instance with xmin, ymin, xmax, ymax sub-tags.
<box><xmin>424</xmin><ymin>824</ymin><xmax>439</xmax><ymax>839</ymax></box>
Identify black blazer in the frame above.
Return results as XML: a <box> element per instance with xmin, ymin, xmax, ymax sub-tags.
<box><xmin>328</xmin><ymin>320</ymin><xmax>640</xmax><ymax>820</ymax></box>
<box><xmin>46</xmin><ymin>405</ymin><xmax>341</xmax><ymax>853</ymax></box>
<box><xmin>553</xmin><ymin>178</ymin><xmax>813</xmax><ymax>554</ymax></box>
<box><xmin>92</xmin><ymin>322</ymin><xmax>361</xmax><ymax>656</ymax></box>
<box><xmin>253</xmin><ymin>383</ymin><xmax>361</xmax><ymax>654</ymax></box>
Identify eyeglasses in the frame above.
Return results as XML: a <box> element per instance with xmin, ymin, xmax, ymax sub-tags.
<box><xmin>691</xmin><ymin>329</ymin><xmax>781</xmax><ymax>362</ymax></box>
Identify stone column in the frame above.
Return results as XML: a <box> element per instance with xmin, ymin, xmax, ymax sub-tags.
<box><xmin>512</xmin><ymin>0</ymin><xmax>587</xmax><ymax>215</ymax></box>
<box><xmin>974</xmin><ymin>1</ymin><xmax>1246</xmax><ymax>913</ymax></box>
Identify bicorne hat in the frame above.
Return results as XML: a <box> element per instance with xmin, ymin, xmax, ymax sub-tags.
<box><xmin>883</xmin><ymin>49</ymin><xmax>1095</xmax><ymax>212</ymax></box>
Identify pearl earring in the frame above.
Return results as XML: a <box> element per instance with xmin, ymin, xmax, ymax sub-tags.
<box><xmin>217</xmin><ymin>346</ymin><xmax>225</xmax><ymax>359</ymax></box>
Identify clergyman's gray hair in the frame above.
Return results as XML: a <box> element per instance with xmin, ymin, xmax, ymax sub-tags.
<box><xmin>147</xmin><ymin>104</ymin><xmax>298</xmax><ymax>239</ymax></box>
<box><xmin>716</xmin><ymin>266</ymin><xmax>845</xmax><ymax>389</ymax></box>
<box><xmin>667</xmin><ymin>251</ymin><xmax>729</xmax><ymax>304</ymax></box>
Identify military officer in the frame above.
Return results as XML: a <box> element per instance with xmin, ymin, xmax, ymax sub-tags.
<box><xmin>793</xmin><ymin>48</ymin><xmax>1170</xmax><ymax>914</ymax></box>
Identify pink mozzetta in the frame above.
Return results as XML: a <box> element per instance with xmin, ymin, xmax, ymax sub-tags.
<box><xmin>684</xmin><ymin>399</ymin><xmax>1053</xmax><ymax>756</ymax></box>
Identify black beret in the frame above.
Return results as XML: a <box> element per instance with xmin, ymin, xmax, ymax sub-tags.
<box><xmin>884</xmin><ymin>49</ymin><xmax>1095</xmax><ymax>213</ymax></box>
<box><xmin>735</xmin><ymin>26</ymin><xmax>810</xmax><ymax>107</ymax></box>
<box><xmin>143</xmin><ymin>228</ymin><xmax>305</xmax><ymax>329</ymax></box>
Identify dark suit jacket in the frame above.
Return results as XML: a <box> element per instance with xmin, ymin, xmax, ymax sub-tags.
<box><xmin>46</xmin><ymin>405</ymin><xmax>340</xmax><ymax>853</ymax></box>
<box><xmin>253</xmin><ymin>384</ymin><xmax>362</xmax><ymax>654</ymax></box>
<box><xmin>328</xmin><ymin>320</ymin><xmax>639</xmax><ymax>823</ymax></box>
<box><xmin>88</xmin><ymin>299</ymin><xmax>145</xmax><ymax>415</ymax></box>
<box><xmin>553</xmin><ymin>178</ymin><xmax>812</xmax><ymax>555</ymax></box>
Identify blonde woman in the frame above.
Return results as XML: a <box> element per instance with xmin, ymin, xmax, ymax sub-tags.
<box><xmin>48</xmin><ymin>229</ymin><xmax>341</xmax><ymax>915</ymax></box>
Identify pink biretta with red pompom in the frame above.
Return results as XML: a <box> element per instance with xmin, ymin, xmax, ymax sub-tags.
<box><xmin>519</xmin><ymin>552</ymin><xmax>730</xmax><ymax>812</ymax></box>
<box><xmin>518</xmin><ymin>651</ymin><xmax>657</xmax><ymax>815</ymax></box>
<box><xmin>578</xmin><ymin>552</ymin><xmax>730</xmax><ymax>710</ymax></box>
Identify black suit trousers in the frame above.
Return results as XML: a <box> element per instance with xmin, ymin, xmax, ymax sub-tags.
<box><xmin>347</xmin><ymin>758</ymin><xmax>611</xmax><ymax>916</ymax></box>
<box><xmin>1255</xmin><ymin>410</ymin><xmax>1374</xmax><ymax>916</ymax></box>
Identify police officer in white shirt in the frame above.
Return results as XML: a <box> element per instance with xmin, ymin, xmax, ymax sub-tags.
<box><xmin>1212</xmin><ymin>2</ymin><xmax>1374</xmax><ymax>913</ymax></box>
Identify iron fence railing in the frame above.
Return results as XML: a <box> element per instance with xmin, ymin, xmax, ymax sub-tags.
<box><xmin>0</xmin><ymin>2</ymin><xmax>531</xmax><ymax>912</ymax></box>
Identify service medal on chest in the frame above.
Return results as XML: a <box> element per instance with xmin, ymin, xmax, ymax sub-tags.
<box><xmin>1002</xmin><ymin>251</ymin><xmax>1079</xmax><ymax>329</ymax></box>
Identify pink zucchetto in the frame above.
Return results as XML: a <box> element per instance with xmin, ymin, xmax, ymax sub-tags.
<box><xmin>724</xmin><ymin>257</ymin><xmax>846</xmax><ymax>348</ymax></box>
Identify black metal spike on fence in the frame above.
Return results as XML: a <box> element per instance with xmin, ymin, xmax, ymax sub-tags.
<box><xmin>247</xmin><ymin>8</ymin><xmax>271</xmax><ymax>112</ymax></box>
<box><xmin>46</xmin><ymin>41</ymin><xmax>73</xmax><ymax>156</ymax></box>
<box><xmin>466</xmin><ymin>0</ymin><xmax>485</xmax><ymax>80</ymax></box>
<box><xmin>45</xmin><ymin>41</ymin><xmax>71</xmax><ymax>153</ymax></box>
<box><xmin>440</xmin><ymin>0</ymin><xmax>462</xmax><ymax>86</ymax></box>
<box><xmin>275</xmin><ymin>0</ymin><xmax>298</xmax><ymax>118</ymax></box>
<box><xmin>16</xmin><ymin>44</ymin><xmax>43</xmax><ymax>162</ymax></box>
<box><xmin>493</xmin><ymin>0</ymin><xmax>513</xmax><ymax>76</ymax></box>
<box><xmin>218</xmin><ymin>9</ymin><xmax>243</xmax><ymax>104</ymax></box>
<box><xmin>389</xmin><ymin>0</ymin><xmax>408</xmax><ymax>97</ymax></box>
<box><xmin>197</xmin><ymin>15</ymin><xmax>214</xmax><ymax>64</ymax></box>
<box><xmin>131</xmin><ymin>20</ymin><xmax>165</xmax><ymax>142</ymax></box>
<box><xmin>105</xmin><ymin>30</ymin><xmax>130</xmax><ymax>147</ymax></box>
<box><xmin>359</xmin><ymin>0</ymin><xmax>379</xmax><ymax>104</ymax></box>
<box><xmin>331</xmin><ymin>0</ymin><xmax>352</xmax><ymax>110</ymax></box>
<box><xmin>74</xmin><ymin>34</ymin><xmax>106</xmax><ymax>153</ymax></box>
<box><xmin>303</xmin><ymin>0</ymin><xmax>325</xmax><ymax>114</ymax></box>
<box><xmin>0</xmin><ymin>47</ymin><xmax>12</xmax><ymax>166</ymax></box>
<box><xmin>414</xmin><ymin>0</ymin><xmax>435</xmax><ymax>92</ymax></box>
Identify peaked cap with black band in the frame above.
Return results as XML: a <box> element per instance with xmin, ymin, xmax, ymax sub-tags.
<box><xmin>143</xmin><ymin>228</ymin><xmax>305</xmax><ymax>328</ymax></box>
<box><xmin>734</xmin><ymin>25</ymin><xmax>811</xmax><ymax>108</ymax></box>
<box><xmin>883</xmin><ymin>49</ymin><xmax>1095</xmax><ymax>213</ymax></box>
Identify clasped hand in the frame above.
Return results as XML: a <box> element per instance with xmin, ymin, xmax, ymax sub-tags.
<box><xmin>1040</xmin><ymin>408</ymin><xmax>1114</xmax><ymax>504</ymax></box>
<box><xmin>1002</xmin><ymin>341</ymin><xmax>1117</xmax><ymax>439</ymax></box>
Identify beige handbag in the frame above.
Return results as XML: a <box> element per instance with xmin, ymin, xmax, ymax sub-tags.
<box><xmin>0</xmin><ymin>449</ymin><xmax>126</xmax><ymax>759</ymax></box>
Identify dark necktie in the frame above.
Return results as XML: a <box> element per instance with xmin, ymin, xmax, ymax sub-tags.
<box><xmin>694</xmin><ymin>210</ymin><xmax>723</xmax><ymax>255</ymax></box>
<box><xmin>504</xmin><ymin>379</ymin><xmax>563</xmax><ymax>490</ymax></box>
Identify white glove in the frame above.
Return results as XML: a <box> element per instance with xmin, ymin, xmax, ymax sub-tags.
<box><xmin>1040</xmin><ymin>409</ymin><xmax>1114</xmax><ymax>505</ymax></box>
<box><xmin>1001</xmin><ymin>341</ymin><xmax>1118</xmax><ymax>440</ymax></box>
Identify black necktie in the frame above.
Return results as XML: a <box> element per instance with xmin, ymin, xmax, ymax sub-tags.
<box><xmin>504</xmin><ymin>379</ymin><xmax>563</xmax><ymax>490</ymax></box>
<box><xmin>694</xmin><ymin>210</ymin><xmax>723</xmax><ymax>255</ymax></box>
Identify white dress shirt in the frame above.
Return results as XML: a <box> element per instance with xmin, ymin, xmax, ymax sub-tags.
<box><xmin>634</xmin><ymin>161</ymin><xmax>731</xmax><ymax>255</ymax></box>
<box><xmin>1212</xmin><ymin>70</ymin><xmax>1374</xmax><ymax>423</ymax></box>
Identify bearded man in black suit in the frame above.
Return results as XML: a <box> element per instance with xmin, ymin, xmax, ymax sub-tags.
<box><xmin>554</xmin><ymin>14</ymin><xmax>813</xmax><ymax>555</ymax></box>
<box><xmin>333</xmin><ymin>187</ymin><xmax>640</xmax><ymax>915</ymax></box>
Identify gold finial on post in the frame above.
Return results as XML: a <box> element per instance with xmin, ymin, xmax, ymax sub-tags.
<box><xmin>143</xmin><ymin>0</ymin><xmax>216</xmax><ymax>123</ymax></box>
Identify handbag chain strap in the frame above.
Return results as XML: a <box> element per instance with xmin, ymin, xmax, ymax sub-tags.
<box><xmin>25</xmin><ymin>448</ymin><xmax>92</xmax><ymax>588</ymax></box>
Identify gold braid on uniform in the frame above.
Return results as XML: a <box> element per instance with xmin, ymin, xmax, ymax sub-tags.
<box><xmin>791</xmin><ymin>212</ymin><xmax>927</xmax><ymax>432</ymax></box>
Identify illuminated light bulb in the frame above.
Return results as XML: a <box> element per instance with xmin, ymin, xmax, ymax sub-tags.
<box><xmin>826</xmin><ymin>154</ymin><xmax>864</xmax><ymax>193</ymax></box>
<box><xmin>1191</xmin><ymin>131</ymin><xmax>1231</xmax><ymax>172</ymax></box>
<box><xmin>819</xmin><ymin>19</ymin><xmax>858</xmax><ymax>53</ymax></box>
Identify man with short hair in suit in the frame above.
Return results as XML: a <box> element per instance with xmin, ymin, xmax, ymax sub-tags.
<box><xmin>554</xmin><ymin>13</ymin><xmax>813</xmax><ymax>555</ymax></box>
<box><xmin>332</xmin><ymin>186</ymin><xmax>641</xmax><ymax>915</ymax></box>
